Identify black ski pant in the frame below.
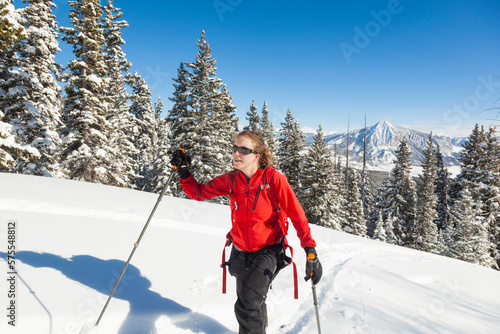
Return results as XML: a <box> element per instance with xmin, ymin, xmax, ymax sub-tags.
<box><xmin>227</xmin><ymin>244</ymin><xmax>281</xmax><ymax>334</ymax></box>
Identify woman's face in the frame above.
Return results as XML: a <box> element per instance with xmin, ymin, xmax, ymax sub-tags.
<box><xmin>232</xmin><ymin>135</ymin><xmax>260</xmax><ymax>174</ymax></box>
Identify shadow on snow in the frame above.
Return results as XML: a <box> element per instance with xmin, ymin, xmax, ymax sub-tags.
<box><xmin>1</xmin><ymin>251</ymin><xmax>234</xmax><ymax>334</ymax></box>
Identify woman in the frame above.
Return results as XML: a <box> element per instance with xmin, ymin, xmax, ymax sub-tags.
<box><xmin>170</xmin><ymin>130</ymin><xmax>322</xmax><ymax>334</ymax></box>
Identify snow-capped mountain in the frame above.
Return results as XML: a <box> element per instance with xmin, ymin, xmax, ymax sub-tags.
<box><xmin>304</xmin><ymin>120</ymin><xmax>466</xmax><ymax>168</ymax></box>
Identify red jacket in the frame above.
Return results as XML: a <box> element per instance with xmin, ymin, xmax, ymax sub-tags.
<box><xmin>180</xmin><ymin>167</ymin><xmax>316</xmax><ymax>252</ymax></box>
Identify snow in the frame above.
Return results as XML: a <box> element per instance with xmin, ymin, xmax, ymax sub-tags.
<box><xmin>1</xmin><ymin>173</ymin><xmax>499</xmax><ymax>334</ymax></box>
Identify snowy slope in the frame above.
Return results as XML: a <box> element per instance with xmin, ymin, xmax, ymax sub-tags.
<box><xmin>1</xmin><ymin>173</ymin><xmax>499</xmax><ymax>334</ymax></box>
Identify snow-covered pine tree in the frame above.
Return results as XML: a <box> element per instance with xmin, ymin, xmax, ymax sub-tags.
<box><xmin>370</xmin><ymin>179</ymin><xmax>397</xmax><ymax>244</ymax></box>
<box><xmin>386</xmin><ymin>138</ymin><xmax>417</xmax><ymax>247</ymax></box>
<box><xmin>454</xmin><ymin>124</ymin><xmax>487</xmax><ymax>203</ymax></box>
<box><xmin>245</xmin><ymin>98</ymin><xmax>260</xmax><ymax>131</ymax></box>
<box><xmin>277</xmin><ymin>109</ymin><xmax>305</xmax><ymax>192</ymax></box>
<box><xmin>184</xmin><ymin>31</ymin><xmax>236</xmax><ymax>201</ymax></box>
<box><xmin>128</xmin><ymin>71</ymin><xmax>158</xmax><ymax>191</ymax></box>
<box><xmin>446</xmin><ymin>184</ymin><xmax>496</xmax><ymax>267</ymax></box>
<box><xmin>344</xmin><ymin>167</ymin><xmax>367</xmax><ymax>236</ymax></box>
<box><xmin>151</xmin><ymin>97</ymin><xmax>172</xmax><ymax>193</ymax></box>
<box><xmin>0</xmin><ymin>0</ymin><xmax>31</xmax><ymax>156</ymax></box>
<box><xmin>220</xmin><ymin>84</ymin><xmax>238</xmax><ymax>134</ymax></box>
<box><xmin>483</xmin><ymin>127</ymin><xmax>500</xmax><ymax>269</ymax></box>
<box><xmin>0</xmin><ymin>0</ymin><xmax>38</xmax><ymax>170</ymax></box>
<box><xmin>166</xmin><ymin>62</ymin><xmax>192</xmax><ymax>197</ymax></box>
<box><xmin>58</xmin><ymin>0</ymin><xmax>120</xmax><ymax>185</ymax></box>
<box><xmin>11</xmin><ymin>0</ymin><xmax>62</xmax><ymax>176</ymax></box>
<box><xmin>259</xmin><ymin>100</ymin><xmax>275</xmax><ymax>164</ymax></box>
<box><xmin>414</xmin><ymin>133</ymin><xmax>439</xmax><ymax>253</ymax></box>
<box><xmin>373</xmin><ymin>212</ymin><xmax>397</xmax><ymax>244</ymax></box>
<box><xmin>102</xmin><ymin>0</ymin><xmax>137</xmax><ymax>188</ymax></box>
<box><xmin>300</xmin><ymin>125</ymin><xmax>342</xmax><ymax>230</ymax></box>
<box><xmin>185</xmin><ymin>31</ymin><xmax>219</xmax><ymax>186</ymax></box>
<box><xmin>372</xmin><ymin>210</ymin><xmax>388</xmax><ymax>242</ymax></box>
<box><xmin>167</xmin><ymin>62</ymin><xmax>190</xmax><ymax>149</ymax></box>
<box><xmin>453</xmin><ymin>124</ymin><xmax>499</xmax><ymax>268</ymax></box>
<box><xmin>221</xmin><ymin>85</ymin><xmax>238</xmax><ymax>134</ymax></box>
<box><xmin>435</xmin><ymin>145</ymin><xmax>451</xmax><ymax>231</ymax></box>
<box><xmin>209</xmin><ymin>83</ymin><xmax>238</xmax><ymax>180</ymax></box>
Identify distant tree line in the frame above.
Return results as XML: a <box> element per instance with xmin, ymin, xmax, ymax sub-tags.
<box><xmin>1</xmin><ymin>0</ymin><xmax>498</xmax><ymax>270</ymax></box>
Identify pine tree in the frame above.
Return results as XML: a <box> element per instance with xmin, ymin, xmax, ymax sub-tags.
<box><xmin>128</xmin><ymin>71</ymin><xmax>157</xmax><ymax>191</ymax></box>
<box><xmin>184</xmin><ymin>31</ymin><xmax>236</xmax><ymax>197</ymax></box>
<box><xmin>185</xmin><ymin>31</ymin><xmax>220</xmax><ymax>186</ymax></box>
<box><xmin>151</xmin><ymin>97</ymin><xmax>171</xmax><ymax>193</ymax></box>
<box><xmin>12</xmin><ymin>0</ymin><xmax>62</xmax><ymax>176</ymax></box>
<box><xmin>166</xmin><ymin>62</ymin><xmax>192</xmax><ymax>196</ymax></box>
<box><xmin>435</xmin><ymin>145</ymin><xmax>451</xmax><ymax>231</ymax></box>
<box><xmin>0</xmin><ymin>0</ymin><xmax>30</xmax><ymax>149</ymax></box>
<box><xmin>208</xmin><ymin>83</ymin><xmax>238</xmax><ymax>180</ymax></box>
<box><xmin>483</xmin><ymin>127</ymin><xmax>500</xmax><ymax>269</ymax></box>
<box><xmin>373</xmin><ymin>211</ymin><xmax>397</xmax><ymax>244</ymax></box>
<box><xmin>386</xmin><ymin>138</ymin><xmax>417</xmax><ymax>246</ymax></box>
<box><xmin>301</xmin><ymin>125</ymin><xmax>342</xmax><ymax>230</ymax></box>
<box><xmin>58</xmin><ymin>0</ymin><xmax>119</xmax><ymax>184</ymax></box>
<box><xmin>371</xmin><ymin>180</ymin><xmax>397</xmax><ymax>244</ymax></box>
<box><xmin>446</xmin><ymin>185</ymin><xmax>496</xmax><ymax>267</ymax></box>
<box><xmin>259</xmin><ymin>100</ymin><xmax>275</xmax><ymax>164</ymax></box>
<box><xmin>0</xmin><ymin>0</ymin><xmax>36</xmax><ymax>170</ymax></box>
<box><xmin>454</xmin><ymin>124</ymin><xmax>487</xmax><ymax>203</ymax></box>
<box><xmin>277</xmin><ymin>109</ymin><xmax>305</xmax><ymax>191</ymax></box>
<box><xmin>245</xmin><ymin>98</ymin><xmax>260</xmax><ymax>131</ymax></box>
<box><xmin>103</xmin><ymin>0</ymin><xmax>136</xmax><ymax>188</ymax></box>
<box><xmin>453</xmin><ymin>124</ymin><xmax>500</xmax><ymax>268</ymax></box>
<box><xmin>344</xmin><ymin>167</ymin><xmax>367</xmax><ymax>236</ymax></box>
<box><xmin>414</xmin><ymin>133</ymin><xmax>439</xmax><ymax>253</ymax></box>
<box><xmin>221</xmin><ymin>85</ymin><xmax>238</xmax><ymax>134</ymax></box>
<box><xmin>372</xmin><ymin>210</ymin><xmax>387</xmax><ymax>242</ymax></box>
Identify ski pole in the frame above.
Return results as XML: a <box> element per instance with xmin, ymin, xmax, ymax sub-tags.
<box><xmin>94</xmin><ymin>169</ymin><xmax>177</xmax><ymax>327</ymax></box>
<box><xmin>311</xmin><ymin>278</ymin><xmax>322</xmax><ymax>334</ymax></box>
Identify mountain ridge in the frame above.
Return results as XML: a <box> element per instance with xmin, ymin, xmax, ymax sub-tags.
<box><xmin>302</xmin><ymin>120</ymin><xmax>466</xmax><ymax>168</ymax></box>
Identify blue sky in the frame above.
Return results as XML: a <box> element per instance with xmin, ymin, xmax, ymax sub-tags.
<box><xmin>15</xmin><ymin>0</ymin><xmax>500</xmax><ymax>136</ymax></box>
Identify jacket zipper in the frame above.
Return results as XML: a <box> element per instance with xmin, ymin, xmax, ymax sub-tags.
<box><xmin>246</xmin><ymin>178</ymin><xmax>251</xmax><ymax>250</ymax></box>
<box><xmin>252</xmin><ymin>186</ymin><xmax>263</xmax><ymax>210</ymax></box>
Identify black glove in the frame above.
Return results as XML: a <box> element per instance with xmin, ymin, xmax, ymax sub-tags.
<box><xmin>170</xmin><ymin>148</ymin><xmax>191</xmax><ymax>179</ymax></box>
<box><xmin>304</xmin><ymin>247</ymin><xmax>322</xmax><ymax>285</ymax></box>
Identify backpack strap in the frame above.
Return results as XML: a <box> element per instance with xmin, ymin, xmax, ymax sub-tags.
<box><xmin>221</xmin><ymin>232</ymin><xmax>232</xmax><ymax>294</ymax></box>
<box><xmin>263</xmin><ymin>167</ymin><xmax>298</xmax><ymax>299</ymax></box>
<box><xmin>263</xmin><ymin>167</ymin><xmax>289</xmax><ymax>236</ymax></box>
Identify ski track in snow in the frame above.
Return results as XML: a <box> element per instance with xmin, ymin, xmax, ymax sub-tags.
<box><xmin>277</xmin><ymin>244</ymin><xmax>369</xmax><ymax>334</ymax></box>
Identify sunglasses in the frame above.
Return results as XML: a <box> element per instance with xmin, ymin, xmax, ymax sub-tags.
<box><xmin>232</xmin><ymin>145</ymin><xmax>258</xmax><ymax>155</ymax></box>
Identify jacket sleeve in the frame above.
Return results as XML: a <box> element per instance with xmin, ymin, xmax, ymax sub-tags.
<box><xmin>179</xmin><ymin>172</ymin><xmax>231</xmax><ymax>201</ymax></box>
<box><xmin>272</xmin><ymin>171</ymin><xmax>316</xmax><ymax>249</ymax></box>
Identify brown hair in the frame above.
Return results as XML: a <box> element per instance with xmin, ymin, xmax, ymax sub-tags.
<box><xmin>236</xmin><ymin>130</ymin><xmax>272</xmax><ymax>169</ymax></box>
